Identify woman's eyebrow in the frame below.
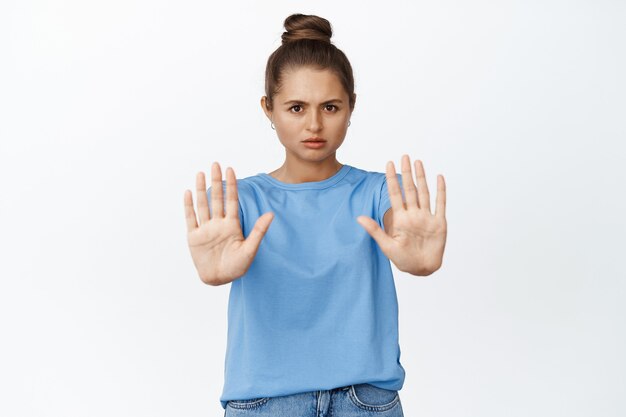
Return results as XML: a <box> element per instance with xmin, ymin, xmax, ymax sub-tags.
<box><xmin>282</xmin><ymin>99</ymin><xmax>343</xmax><ymax>105</ymax></box>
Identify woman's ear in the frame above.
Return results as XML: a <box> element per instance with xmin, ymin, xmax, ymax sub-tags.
<box><xmin>260</xmin><ymin>96</ymin><xmax>272</xmax><ymax>119</ymax></box>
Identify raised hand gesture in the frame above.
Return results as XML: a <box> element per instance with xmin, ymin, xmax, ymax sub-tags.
<box><xmin>357</xmin><ymin>155</ymin><xmax>447</xmax><ymax>276</ymax></box>
<box><xmin>183</xmin><ymin>162</ymin><xmax>274</xmax><ymax>285</ymax></box>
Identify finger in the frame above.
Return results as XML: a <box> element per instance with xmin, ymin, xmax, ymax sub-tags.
<box><xmin>196</xmin><ymin>171</ymin><xmax>210</xmax><ymax>224</ymax></box>
<box><xmin>414</xmin><ymin>159</ymin><xmax>431</xmax><ymax>213</ymax></box>
<box><xmin>211</xmin><ymin>162</ymin><xmax>225</xmax><ymax>218</ymax></box>
<box><xmin>435</xmin><ymin>174</ymin><xmax>446</xmax><ymax>218</ymax></box>
<box><xmin>183</xmin><ymin>189</ymin><xmax>199</xmax><ymax>232</ymax></box>
<box><xmin>242</xmin><ymin>212</ymin><xmax>275</xmax><ymax>256</ymax></box>
<box><xmin>401</xmin><ymin>154</ymin><xmax>419</xmax><ymax>209</ymax></box>
<box><xmin>356</xmin><ymin>215</ymin><xmax>394</xmax><ymax>255</ymax></box>
<box><xmin>386</xmin><ymin>160</ymin><xmax>405</xmax><ymax>212</ymax></box>
<box><xmin>224</xmin><ymin>167</ymin><xmax>239</xmax><ymax>220</ymax></box>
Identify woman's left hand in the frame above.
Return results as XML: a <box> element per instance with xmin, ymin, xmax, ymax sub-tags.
<box><xmin>357</xmin><ymin>155</ymin><xmax>447</xmax><ymax>276</ymax></box>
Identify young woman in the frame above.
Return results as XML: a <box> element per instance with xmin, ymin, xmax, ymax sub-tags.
<box><xmin>183</xmin><ymin>13</ymin><xmax>447</xmax><ymax>417</ymax></box>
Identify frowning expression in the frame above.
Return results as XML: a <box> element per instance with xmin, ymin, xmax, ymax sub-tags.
<box><xmin>261</xmin><ymin>66</ymin><xmax>354</xmax><ymax>163</ymax></box>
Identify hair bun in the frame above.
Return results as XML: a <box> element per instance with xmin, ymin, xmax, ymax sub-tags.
<box><xmin>281</xmin><ymin>14</ymin><xmax>332</xmax><ymax>44</ymax></box>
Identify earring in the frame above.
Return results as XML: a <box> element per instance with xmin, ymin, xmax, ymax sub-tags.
<box><xmin>271</xmin><ymin>121</ymin><xmax>275</xmax><ymax>130</ymax></box>
<box><xmin>348</xmin><ymin>120</ymin><xmax>351</xmax><ymax>127</ymax></box>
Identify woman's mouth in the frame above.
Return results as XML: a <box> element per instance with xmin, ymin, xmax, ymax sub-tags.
<box><xmin>302</xmin><ymin>140</ymin><xmax>326</xmax><ymax>149</ymax></box>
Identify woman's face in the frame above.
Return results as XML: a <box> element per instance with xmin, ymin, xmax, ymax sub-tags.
<box><xmin>261</xmin><ymin>66</ymin><xmax>355</xmax><ymax>164</ymax></box>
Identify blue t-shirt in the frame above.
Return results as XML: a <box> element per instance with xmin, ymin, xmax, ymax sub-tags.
<box><xmin>207</xmin><ymin>164</ymin><xmax>406</xmax><ymax>410</ymax></box>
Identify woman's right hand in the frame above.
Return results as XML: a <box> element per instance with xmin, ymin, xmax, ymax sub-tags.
<box><xmin>183</xmin><ymin>162</ymin><xmax>274</xmax><ymax>285</ymax></box>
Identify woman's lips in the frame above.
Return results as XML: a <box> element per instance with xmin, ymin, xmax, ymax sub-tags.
<box><xmin>302</xmin><ymin>140</ymin><xmax>326</xmax><ymax>149</ymax></box>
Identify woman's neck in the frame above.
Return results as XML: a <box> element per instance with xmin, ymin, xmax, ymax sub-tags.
<box><xmin>269</xmin><ymin>159</ymin><xmax>343</xmax><ymax>184</ymax></box>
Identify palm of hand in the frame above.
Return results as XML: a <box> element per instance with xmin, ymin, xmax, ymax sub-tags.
<box><xmin>187</xmin><ymin>216</ymin><xmax>249</xmax><ymax>280</ymax></box>
<box><xmin>357</xmin><ymin>155</ymin><xmax>447</xmax><ymax>276</ymax></box>
<box><xmin>183</xmin><ymin>163</ymin><xmax>274</xmax><ymax>285</ymax></box>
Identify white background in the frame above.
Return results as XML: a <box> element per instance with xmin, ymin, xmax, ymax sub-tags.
<box><xmin>1</xmin><ymin>1</ymin><xmax>624</xmax><ymax>416</ymax></box>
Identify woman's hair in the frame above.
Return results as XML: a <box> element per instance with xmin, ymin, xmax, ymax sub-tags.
<box><xmin>264</xmin><ymin>13</ymin><xmax>355</xmax><ymax>112</ymax></box>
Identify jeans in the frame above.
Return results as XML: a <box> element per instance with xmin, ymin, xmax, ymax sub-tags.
<box><xmin>224</xmin><ymin>383</ymin><xmax>403</xmax><ymax>416</ymax></box>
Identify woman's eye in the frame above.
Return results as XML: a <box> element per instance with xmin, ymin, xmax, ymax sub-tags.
<box><xmin>290</xmin><ymin>104</ymin><xmax>337</xmax><ymax>113</ymax></box>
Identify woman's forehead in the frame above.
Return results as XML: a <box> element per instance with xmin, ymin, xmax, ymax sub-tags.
<box><xmin>277</xmin><ymin>67</ymin><xmax>346</xmax><ymax>101</ymax></box>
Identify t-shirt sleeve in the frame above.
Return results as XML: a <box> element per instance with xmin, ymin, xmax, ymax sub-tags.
<box><xmin>206</xmin><ymin>180</ymin><xmax>244</xmax><ymax>230</ymax></box>
<box><xmin>378</xmin><ymin>172</ymin><xmax>404</xmax><ymax>229</ymax></box>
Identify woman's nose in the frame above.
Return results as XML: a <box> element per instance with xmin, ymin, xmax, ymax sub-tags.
<box><xmin>307</xmin><ymin>108</ymin><xmax>323</xmax><ymax>131</ymax></box>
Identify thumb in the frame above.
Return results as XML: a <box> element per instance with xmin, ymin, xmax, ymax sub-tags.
<box><xmin>242</xmin><ymin>212</ymin><xmax>274</xmax><ymax>256</ymax></box>
<box><xmin>356</xmin><ymin>215</ymin><xmax>393</xmax><ymax>254</ymax></box>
